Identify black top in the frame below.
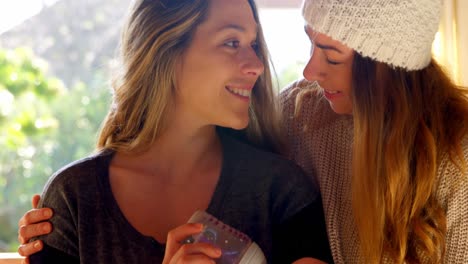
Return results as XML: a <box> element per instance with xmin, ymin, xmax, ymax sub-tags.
<box><xmin>31</xmin><ymin>132</ymin><xmax>333</xmax><ymax>263</ymax></box>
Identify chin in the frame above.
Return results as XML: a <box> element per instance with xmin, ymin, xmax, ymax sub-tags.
<box><xmin>224</xmin><ymin>115</ymin><xmax>250</xmax><ymax>130</ymax></box>
<box><xmin>228</xmin><ymin>120</ymin><xmax>249</xmax><ymax>130</ymax></box>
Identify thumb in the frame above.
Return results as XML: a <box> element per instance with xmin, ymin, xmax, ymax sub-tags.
<box><xmin>164</xmin><ymin>223</ymin><xmax>204</xmax><ymax>262</ymax></box>
<box><xmin>31</xmin><ymin>195</ymin><xmax>41</xmax><ymax>209</ymax></box>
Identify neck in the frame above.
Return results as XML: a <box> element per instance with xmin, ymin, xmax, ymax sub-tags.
<box><xmin>120</xmin><ymin>119</ymin><xmax>222</xmax><ymax>184</ymax></box>
<box><xmin>153</xmin><ymin>125</ymin><xmax>220</xmax><ymax>165</ymax></box>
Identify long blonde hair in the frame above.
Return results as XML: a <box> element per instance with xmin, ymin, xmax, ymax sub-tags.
<box><xmin>351</xmin><ymin>55</ymin><xmax>468</xmax><ymax>263</ymax></box>
<box><xmin>97</xmin><ymin>0</ymin><xmax>284</xmax><ymax>154</ymax></box>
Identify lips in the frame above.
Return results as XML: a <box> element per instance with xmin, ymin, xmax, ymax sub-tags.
<box><xmin>324</xmin><ymin>90</ymin><xmax>340</xmax><ymax>94</ymax></box>
<box><xmin>323</xmin><ymin>89</ymin><xmax>343</xmax><ymax>100</ymax></box>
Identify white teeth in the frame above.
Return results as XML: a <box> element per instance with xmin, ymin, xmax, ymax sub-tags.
<box><xmin>226</xmin><ymin>86</ymin><xmax>251</xmax><ymax>97</ymax></box>
<box><xmin>326</xmin><ymin>90</ymin><xmax>339</xmax><ymax>94</ymax></box>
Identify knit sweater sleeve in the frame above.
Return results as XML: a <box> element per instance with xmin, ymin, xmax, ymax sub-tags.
<box><xmin>439</xmin><ymin>136</ymin><xmax>468</xmax><ymax>263</ymax></box>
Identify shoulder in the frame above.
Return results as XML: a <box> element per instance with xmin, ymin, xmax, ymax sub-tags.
<box><xmin>437</xmin><ymin>135</ymin><xmax>468</xmax><ymax>261</ymax></box>
<box><xmin>279</xmin><ymin>79</ymin><xmax>317</xmax><ymax>110</ymax></box>
<box><xmin>438</xmin><ymin>135</ymin><xmax>468</xmax><ymax>179</ymax></box>
<box><xmin>34</xmin><ymin>151</ymin><xmax>113</xmax><ymax>258</ymax></box>
<box><xmin>222</xmin><ymin>133</ymin><xmax>320</xmax><ymax>217</ymax></box>
<box><xmin>279</xmin><ymin>79</ymin><xmax>334</xmax><ymax>128</ymax></box>
<box><xmin>223</xmin><ymin>133</ymin><xmax>303</xmax><ymax>172</ymax></box>
<box><xmin>278</xmin><ymin>79</ymin><xmax>346</xmax><ymax>157</ymax></box>
<box><xmin>462</xmin><ymin>135</ymin><xmax>468</xmax><ymax>157</ymax></box>
<box><xmin>222</xmin><ymin>134</ymin><xmax>317</xmax><ymax>193</ymax></box>
<box><xmin>40</xmin><ymin>150</ymin><xmax>113</xmax><ymax>199</ymax></box>
<box><xmin>436</xmin><ymin>135</ymin><xmax>468</xmax><ymax>206</ymax></box>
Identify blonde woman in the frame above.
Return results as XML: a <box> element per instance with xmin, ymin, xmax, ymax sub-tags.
<box><xmin>282</xmin><ymin>0</ymin><xmax>468</xmax><ymax>263</ymax></box>
<box><xmin>16</xmin><ymin>0</ymin><xmax>332</xmax><ymax>263</ymax></box>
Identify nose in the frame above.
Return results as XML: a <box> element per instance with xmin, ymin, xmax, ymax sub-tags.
<box><xmin>303</xmin><ymin>47</ymin><xmax>326</xmax><ymax>82</ymax></box>
<box><xmin>240</xmin><ymin>48</ymin><xmax>264</xmax><ymax>76</ymax></box>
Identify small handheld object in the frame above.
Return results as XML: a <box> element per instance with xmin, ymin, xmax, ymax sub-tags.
<box><xmin>184</xmin><ymin>210</ymin><xmax>266</xmax><ymax>264</ymax></box>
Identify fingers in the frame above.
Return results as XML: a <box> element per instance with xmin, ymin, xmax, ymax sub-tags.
<box><xmin>164</xmin><ymin>223</ymin><xmax>204</xmax><ymax>259</ymax></box>
<box><xmin>18</xmin><ymin>208</ymin><xmax>53</xmax><ymax>227</ymax></box>
<box><xmin>18</xmin><ymin>221</ymin><xmax>52</xmax><ymax>244</ymax></box>
<box><xmin>18</xmin><ymin>208</ymin><xmax>53</xmax><ymax>244</ymax></box>
<box><xmin>18</xmin><ymin>240</ymin><xmax>43</xmax><ymax>257</ymax></box>
<box><xmin>31</xmin><ymin>194</ymin><xmax>41</xmax><ymax>209</ymax></box>
<box><xmin>170</xmin><ymin>243</ymin><xmax>222</xmax><ymax>263</ymax></box>
<box><xmin>163</xmin><ymin>223</ymin><xmax>221</xmax><ymax>264</ymax></box>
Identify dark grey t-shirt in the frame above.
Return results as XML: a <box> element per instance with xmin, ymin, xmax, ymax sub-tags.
<box><xmin>31</xmin><ymin>133</ymin><xmax>330</xmax><ymax>263</ymax></box>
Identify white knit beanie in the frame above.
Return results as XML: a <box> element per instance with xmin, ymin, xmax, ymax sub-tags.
<box><xmin>301</xmin><ymin>0</ymin><xmax>443</xmax><ymax>70</ymax></box>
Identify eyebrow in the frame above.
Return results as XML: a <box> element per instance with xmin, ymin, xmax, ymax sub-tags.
<box><xmin>315</xmin><ymin>43</ymin><xmax>343</xmax><ymax>54</ymax></box>
<box><xmin>215</xmin><ymin>23</ymin><xmax>258</xmax><ymax>35</ymax></box>
<box><xmin>303</xmin><ymin>25</ymin><xmax>343</xmax><ymax>54</ymax></box>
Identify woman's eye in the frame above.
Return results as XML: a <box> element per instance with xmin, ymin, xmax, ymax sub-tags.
<box><xmin>327</xmin><ymin>59</ymin><xmax>340</xmax><ymax>65</ymax></box>
<box><xmin>225</xmin><ymin>40</ymin><xmax>240</xmax><ymax>48</ymax></box>
<box><xmin>251</xmin><ymin>41</ymin><xmax>259</xmax><ymax>52</ymax></box>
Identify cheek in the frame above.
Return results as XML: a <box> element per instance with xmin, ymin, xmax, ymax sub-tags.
<box><xmin>340</xmin><ymin>63</ymin><xmax>354</xmax><ymax>93</ymax></box>
<box><xmin>343</xmin><ymin>74</ymin><xmax>354</xmax><ymax>106</ymax></box>
<box><xmin>177</xmin><ymin>66</ymin><xmax>215</xmax><ymax>97</ymax></box>
<box><xmin>334</xmin><ymin>66</ymin><xmax>354</xmax><ymax>113</ymax></box>
<box><xmin>343</xmin><ymin>76</ymin><xmax>353</xmax><ymax>95</ymax></box>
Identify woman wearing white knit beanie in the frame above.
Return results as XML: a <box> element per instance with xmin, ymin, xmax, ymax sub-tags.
<box><xmin>281</xmin><ymin>0</ymin><xmax>468</xmax><ymax>263</ymax></box>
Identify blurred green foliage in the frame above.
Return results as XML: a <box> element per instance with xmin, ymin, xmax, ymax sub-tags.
<box><xmin>275</xmin><ymin>61</ymin><xmax>305</xmax><ymax>91</ymax></box>
<box><xmin>0</xmin><ymin>47</ymin><xmax>110</xmax><ymax>251</ymax></box>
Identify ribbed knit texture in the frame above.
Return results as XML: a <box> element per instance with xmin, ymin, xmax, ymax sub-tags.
<box><xmin>301</xmin><ymin>0</ymin><xmax>443</xmax><ymax>70</ymax></box>
<box><xmin>280</xmin><ymin>80</ymin><xmax>468</xmax><ymax>263</ymax></box>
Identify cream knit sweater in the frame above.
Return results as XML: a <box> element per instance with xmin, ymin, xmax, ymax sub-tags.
<box><xmin>280</xmin><ymin>79</ymin><xmax>468</xmax><ymax>264</ymax></box>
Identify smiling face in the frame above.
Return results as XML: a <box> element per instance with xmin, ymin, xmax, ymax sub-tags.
<box><xmin>303</xmin><ymin>25</ymin><xmax>355</xmax><ymax>115</ymax></box>
<box><xmin>175</xmin><ymin>0</ymin><xmax>263</xmax><ymax>130</ymax></box>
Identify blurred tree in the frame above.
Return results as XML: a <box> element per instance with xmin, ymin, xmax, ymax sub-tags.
<box><xmin>0</xmin><ymin>47</ymin><xmax>63</xmax><ymax>250</ymax></box>
<box><xmin>0</xmin><ymin>47</ymin><xmax>110</xmax><ymax>251</ymax></box>
<box><xmin>0</xmin><ymin>0</ymin><xmax>129</xmax><ymax>88</ymax></box>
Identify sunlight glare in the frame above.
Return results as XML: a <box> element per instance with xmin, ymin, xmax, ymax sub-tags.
<box><xmin>0</xmin><ymin>0</ymin><xmax>60</xmax><ymax>34</ymax></box>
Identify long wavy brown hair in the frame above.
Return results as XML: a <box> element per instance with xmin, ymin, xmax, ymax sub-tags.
<box><xmin>96</xmin><ymin>0</ymin><xmax>284</xmax><ymax>154</ymax></box>
<box><xmin>351</xmin><ymin>54</ymin><xmax>468</xmax><ymax>263</ymax></box>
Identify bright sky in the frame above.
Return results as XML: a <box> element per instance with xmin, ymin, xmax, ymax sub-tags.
<box><xmin>259</xmin><ymin>8</ymin><xmax>309</xmax><ymax>74</ymax></box>
<box><xmin>0</xmin><ymin>0</ymin><xmax>59</xmax><ymax>34</ymax></box>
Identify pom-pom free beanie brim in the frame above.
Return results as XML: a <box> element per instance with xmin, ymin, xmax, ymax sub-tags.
<box><xmin>302</xmin><ymin>0</ymin><xmax>443</xmax><ymax>70</ymax></box>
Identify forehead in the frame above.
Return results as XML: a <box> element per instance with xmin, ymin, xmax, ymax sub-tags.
<box><xmin>305</xmin><ymin>25</ymin><xmax>352</xmax><ymax>53</ymax></box>
<box><xmin>305</xmin><ymin>26</ymin><xmax>336</xmax><ymax>44</ymax></box>
<box><xmin>202</xmin><ymin>0</ymin><xmax>257</xmax><ymax>31</ymax></box>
